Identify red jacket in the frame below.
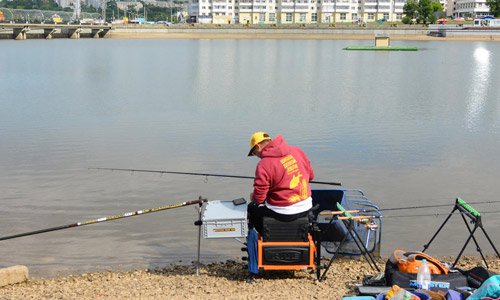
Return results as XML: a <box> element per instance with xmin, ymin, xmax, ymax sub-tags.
<box><xmin>252</xmin><ymin>135</ymin><xmax>315</xmax><ymax>207</ymax></box>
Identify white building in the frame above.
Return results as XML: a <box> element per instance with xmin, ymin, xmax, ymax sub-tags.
<box><xmin>188</xmin><ymin>0</ymin><xmax>407</xmax><ymax>23</ymax></box>
<box><xmin>452</xmin><ymin>0</ymin><xmax>490</xmax><ymax>18</ymax></box>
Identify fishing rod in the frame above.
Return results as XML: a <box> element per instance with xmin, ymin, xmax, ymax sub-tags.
<box><xmin>88</xmin><ymin>167</ymin><xmax>342</xmax><ymax>186</ymax></box>
<box><xmin>383</xmin><ymin>210</ymin><xmax>500</xmax><ymax>219</ymax></box>
<box><xmin>0</xmin><ymin>197</ymin><xmax>207</xmax><ymax>242</ymax></box>
<box><xmin>377</xmin><ymin>200</ymin><xmax>500</xmax><ymax>212</ymax></box>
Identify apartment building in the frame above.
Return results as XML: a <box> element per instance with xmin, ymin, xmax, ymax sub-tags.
<box><xmin>452</xmin><ymin>0</ymin><xmax>490</xmax><ymax>18</ymax></box>
<box><xmin>188</xmin><ymin>0</ymin><xmax>406</xmax><ymax>24</ymax></box>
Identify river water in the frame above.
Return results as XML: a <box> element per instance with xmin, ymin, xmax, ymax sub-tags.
<box><xmin>1</xmin><ymin>38</ymin><xmax>499</xmax><ymax>277</ymax></box>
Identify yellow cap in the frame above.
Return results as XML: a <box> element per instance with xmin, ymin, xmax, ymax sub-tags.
<box><xmin>248</xmin><ymin>132</ymin><xmax>271</xmax><ymax>156</ymax></box>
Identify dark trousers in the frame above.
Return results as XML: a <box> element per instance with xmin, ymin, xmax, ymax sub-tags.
<box><xmin>247</xmin><ymin>202</ymin><xmax>310</xmax><ymax>234</ymax></box>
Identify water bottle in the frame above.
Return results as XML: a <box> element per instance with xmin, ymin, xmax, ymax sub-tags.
<box><xmin>416</xmin><ymin>258</ymin><xmax>432</xmax><ymax>290</ymax></box>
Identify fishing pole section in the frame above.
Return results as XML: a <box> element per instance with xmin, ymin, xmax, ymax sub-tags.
<box><xmin>0</xmin><ymin>196</ymin><xmax>208</xmax><ymax>275</ymax></box>
<box><xmin>0</xmin><ymin>197</ymin><xmax>207</xmax><ymax>242</ymax></box>
<box><xmin>88</xmin><ymin>167</ymin><xmax>342</xmax><ymax>186</ymax></box>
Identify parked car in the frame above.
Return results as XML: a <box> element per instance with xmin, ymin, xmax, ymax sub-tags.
<box><xmin>157</xmin><ymin>21</ymin><xmax>172</xmax><ymax>26</ymax></box>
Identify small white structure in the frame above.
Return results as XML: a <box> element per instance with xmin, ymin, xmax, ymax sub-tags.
<box><xmin>375</xmin><ymin>34</ymin><xmax>390</xmax><ymax>47</ymax></box>
<box><xmin>473</xmin><ymin>18</ymin><xmax>500</xmax><ymax>27</ymax></box>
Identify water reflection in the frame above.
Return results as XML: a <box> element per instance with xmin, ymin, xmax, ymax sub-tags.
<box><xmin>1</xmin><ymin>40</ymin><xmax>500</xmax><ymax>277</ymax></box>
<box><xmin>466</xmin><ymin>47</ymin><xmax>491</xmax><ymax>131</ymax></box>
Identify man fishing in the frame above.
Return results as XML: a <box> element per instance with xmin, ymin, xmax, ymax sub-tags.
<box><xmin>247</xmin><ymin>131</ymin><xmax>315</xmax><ymax>233</ymax></box>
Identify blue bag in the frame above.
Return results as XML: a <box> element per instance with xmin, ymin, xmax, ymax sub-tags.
<box><xmin>246</xmin><ymin>228</ymin><xmax>259</xmax><ymax>275</ymax></box>
<box><xmin>467</xmin><ymin>275</ymin><xmax>500</xmax><ymax>300</ymax></box>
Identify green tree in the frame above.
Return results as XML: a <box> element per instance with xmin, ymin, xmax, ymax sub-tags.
<box><xmin>97</xmin><ymin>0</ymin><xmax>118</xmax><ymax>21</ymax></box>
<box><xmin>417</xmin><ymin>0</ymin><xmax>433</xmax><ymax>24</ymax></box>
<box><xmin>486</xmin><ymin>0</ymin><xmax>500</xmax><ymax>17</ymax></box>
<box><xmin>402</xmin><ymin>16</ymin><xmax>412</xmax><ymax>24</ymax></box>
<box><xmin>105</xmin><ymin>0</ymin><xmax>117</xmax><ymax>21</ymax></box>
<box><xmin>81</xmin><ymin>4</ymin><xmax>98</xmax><ymax>14</ymax></box>
<box><xmin>0</xmin><ymin>0</ymin><xmax>62</xmax><ymax>10</ymax></box>
<box><xmin>430</xmin><ymin>1</ymin><xmax>443</xmax><ymax>12</ymax></box>
<box><xmin>403</xmin><ymin>0</ymin><xmax>419</xmax><ymax>19</ymax></box>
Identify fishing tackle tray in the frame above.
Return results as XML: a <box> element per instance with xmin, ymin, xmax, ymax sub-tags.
<box><xmin>202</xmin><ymin>199</ymin><xmax>248</xmax><ymax>238</ymax></box>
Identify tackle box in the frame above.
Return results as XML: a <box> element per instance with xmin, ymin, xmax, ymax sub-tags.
<box><xmin>201</xmin><ymin>199</ymin><xmax>248</xmax><ymax>238</ymax></box>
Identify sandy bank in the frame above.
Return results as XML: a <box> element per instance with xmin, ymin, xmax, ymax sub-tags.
<box><xmin>1</xmin><ymin>256</ymin><xmax>498</xmax><ymax>299</ymax></box>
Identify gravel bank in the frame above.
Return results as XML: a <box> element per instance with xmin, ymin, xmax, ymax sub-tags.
<box><xmin>1</xmin><ymin>256</ymin><xmax>499</xmax><ymax>299</ymax></box>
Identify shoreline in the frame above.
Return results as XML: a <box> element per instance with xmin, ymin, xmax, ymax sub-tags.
<box><xmin>107</xmin><ymin>30</ymin><xmax>500</xmax><ymax>41</ymax></box>
<box><xmin>2</xmin><ymin>27</ymin><xmax>500</xmax><ymax>41</ymax></box>
<box><xmin>1</xmin><ymin>256</ymin><xmax>499</xmax><ymax>299</ymax></box>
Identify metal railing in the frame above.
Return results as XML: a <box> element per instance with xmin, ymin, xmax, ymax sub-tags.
<box><xmin>0</xmin><ymin>8</ymin><xmax>100</xmax><ymax>23</ymax></box>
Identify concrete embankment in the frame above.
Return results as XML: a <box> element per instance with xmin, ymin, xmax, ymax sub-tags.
<box><xmin>2</xmin><ymin>24</ymin><xmax>499</xmax><ymax>40</ymax></box>
<box><xmin>109</xmin><ymin>26</ymin><xmax>430</xmax><ymax>40</ymax></box>
<box><xmin>108</xmin><ymin>25</ymin><xmax>500</xmax><ymax>40</ymax></box>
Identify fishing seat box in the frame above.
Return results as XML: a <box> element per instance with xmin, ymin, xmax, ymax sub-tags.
<box><xmin>201</xmin><ymin>200</ymin><xmax>248</xmax><ymax>239</ymax></box>
<box><xmin>258</xmin><ymin>216</ymin><xmax>316</xmax><ymax>270</ymax></box>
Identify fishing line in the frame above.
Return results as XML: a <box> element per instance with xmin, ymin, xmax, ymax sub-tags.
<box><xmin>377</xmin><ymin>200</ymin><xmax>500</xmax><ymax>212</ymax></box>
<box><xmin>89</xmin><ymin>167</ymin><xmax>342</xmax><ymax>186</ymax></box>
<box><xmin>382</xmin><ymin>210</ymin><xmax>500</xmax><ymax>219</ymax></box>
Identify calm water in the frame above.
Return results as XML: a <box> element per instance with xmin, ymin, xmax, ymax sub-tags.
<box><xmin>1</xmin><ymin>39</ymin><xmax>499</xmax><ymax>277</ymax></box>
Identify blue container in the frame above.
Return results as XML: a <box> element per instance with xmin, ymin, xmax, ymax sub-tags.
<box><xmin>342</xmin><ymin>297</ymin><xmax>376</xmax><ymax>300</ymax></box>
<box><xmin>376</xmin><ymin>291</ymin><xmax>430</xmax><ymax>300</ymax></box>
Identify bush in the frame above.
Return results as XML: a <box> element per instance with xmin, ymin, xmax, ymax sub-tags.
<box><xmin>402</xmin><ymin>16</ymin><xmax>411</xmax><ymax>24</ymax></box>
<box><xmin>428</xmin><ymin>14</ymin><xmax>437</xmax><ymax>24</ymax></box>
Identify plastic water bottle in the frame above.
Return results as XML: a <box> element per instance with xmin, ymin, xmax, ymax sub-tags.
<box><xmin>417</xmin><ymin>259</ymin><xmax>432</xmax><ymax>290</ymax></box>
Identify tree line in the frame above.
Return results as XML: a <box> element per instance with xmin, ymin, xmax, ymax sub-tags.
<box><xmin>402</xmin><ymin>0</ymin><xmax>443</xmax><ymax>24</ymax></box>
<box><xmin>487</xmin><ymin>0</ymin><xmax>500</xmax><ymax>17</ymax></box>
<box><xmin>0</xmin><ymin>0</ymin><xmax>70</xmax><ymax>11</ymax></box>
<box><xmin>403</xmin><ymin>0</ymin><xmax>500</xmax><ymax>23</ymax></box>
<box><xmin>98</xmin><ymin>0</ymin><xmax>181</xmax><ymax>22</ymax></box>
<box><xmin>1</xmin><ymin>0</ymin><xmax>182</xmax><ymax>22</ymax></box>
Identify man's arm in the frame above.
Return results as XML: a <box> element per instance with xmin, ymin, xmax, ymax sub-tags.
<box><xmin>252</xmin><ymin>163</ymin><xmax>270</xmax><ymax>204</ymax></box>
<box><xmin>298</xmin><ymin>147</ymin><xmax>314</xmax><ymax>181</ymax></box>
<box><xmin>308</xmin><ymin>158</ymin><xmax>315</xmax><ymax>181</ymax></box>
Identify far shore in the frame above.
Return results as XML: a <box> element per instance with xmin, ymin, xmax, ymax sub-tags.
<box><xmin>106</xmin><ymin>24</ymin><xmax>500</xmax><ymax>41</ymax></box>
<box><xmin>2</xmin><ymin>23</ymin><xmax>500</xmax><ymax>41</ymax></box>
<box><xmin>108</xmin><ymin>31</ymin><xmax>500</xmax><ymax>41</ymax></box>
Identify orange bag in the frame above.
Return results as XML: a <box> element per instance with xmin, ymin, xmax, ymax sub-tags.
<box><xmin>389</xmin><ymin>249</ymin><xmax>448</xmax><ymax>275</ymax></box>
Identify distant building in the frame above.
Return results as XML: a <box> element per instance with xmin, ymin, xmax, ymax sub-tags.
<box><xmin>452</xmin><ymin>0</ymin><xmax>490</xmax><ymax>18</ymax></box>
<box><xmin>188</xmin><ymin>0</ymin><xmax>406</xmax><ymax>24</ymax></box>
<box><xmin>446</xmin><ymin>0</ymin><xmax>454</xmax><ymax>16</ymax></box>
<box><xmin>54</xmin><ymin>0</ymin><xmax>100</xmax><ymax>10</ymax></box>
<box><xmin>54</xmin><ymin>0</ymin><xmax>79</xmax><ymax>8</ymax></box>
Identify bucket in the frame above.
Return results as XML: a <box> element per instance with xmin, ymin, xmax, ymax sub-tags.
<box><xmin>376</xmin><ymin>291</ymin><xmax>430</xmax><ymax>300</ymax></box>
